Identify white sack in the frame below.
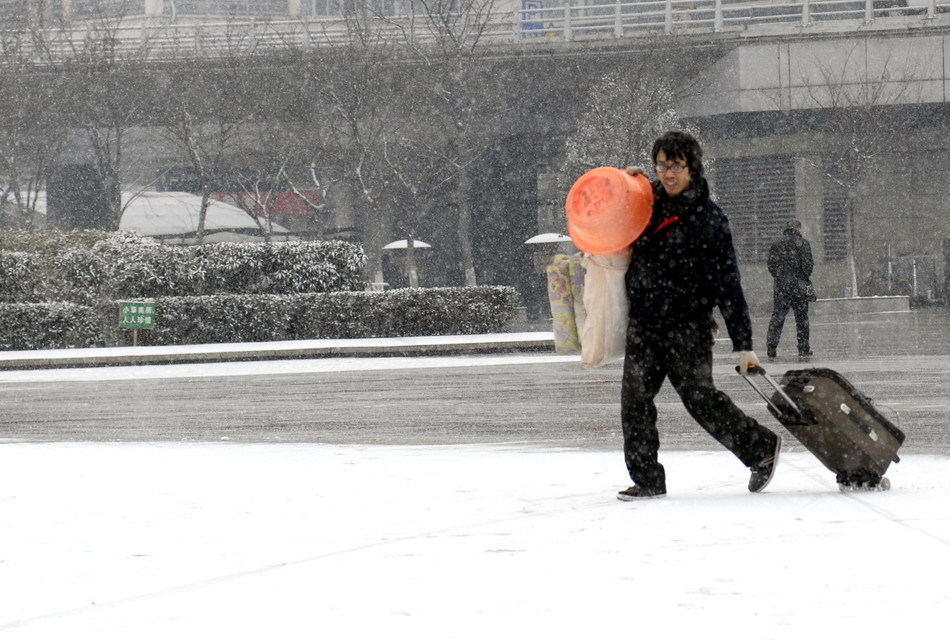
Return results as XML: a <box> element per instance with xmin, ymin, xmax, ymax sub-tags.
<box><xmin>580</xmin><ymin>249</ymin><xmax>632</xmax><ymax>369</ymax></box>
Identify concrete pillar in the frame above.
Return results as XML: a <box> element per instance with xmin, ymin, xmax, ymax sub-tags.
<box><xmin>288</xmin><ymin>0</ymin><xmax>301</xmax><ymax>18</ymax></box>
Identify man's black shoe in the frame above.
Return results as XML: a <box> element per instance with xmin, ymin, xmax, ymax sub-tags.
<box><xmin>767</xmin><ymin>347</ymin><xmax>777</xmax><ymax>359</ymax></box>
<box><xmin>617</xmin><ymin>485</ymin><xmax>666</xmax><ymax>501</ymax></box>
<box><xmin>799</xmin><ymin>349</ymin><xmax>814</xmax><ymax>358</ymax></box>
<box><xmin>749</xmin><ymin>436</ymin><xmax>782</xmax><ymax>493</ymax></box>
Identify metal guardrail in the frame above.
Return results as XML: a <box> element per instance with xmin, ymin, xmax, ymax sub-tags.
<box><xmin>519</xmin><ymin>0</ymin><xmax>945</xmax><ymax>40</ymax></box>
<box><xmin>0</xmin><ymin>0</ymin><xmax>946</xmax><ymax>61</ymax></box>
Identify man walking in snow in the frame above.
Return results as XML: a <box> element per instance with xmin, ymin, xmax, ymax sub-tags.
<box><xmin>617</xmin><ymin>131</ymin><xmax>782</xmax><ymax>500</ymax></box>
<box><xmin>766</xmin><ymin>219</ymin><xmax>815</xmax><ymax>359</ymax></box>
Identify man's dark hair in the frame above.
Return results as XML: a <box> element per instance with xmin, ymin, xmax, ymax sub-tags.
<box><xmin>652</xmin><ymin>131</ymin><xmax>704</xmax><ymax>177</ymax></box>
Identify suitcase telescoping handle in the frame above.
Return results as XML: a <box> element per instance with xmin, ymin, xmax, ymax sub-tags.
<box><xmin>736</xmin><ymin>365</ymin><xmax>803</xmax><ymax>421</ymax></box>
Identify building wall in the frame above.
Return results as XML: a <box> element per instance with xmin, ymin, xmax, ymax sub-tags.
<box><xmin>704</xmin><ymin>123</ymin><xmax>950</xmax><ymax>313</ymax></box>
<box><xmin>681</xmin><ymin>34</ymin><xmax>950</xmax><ymax>117</ymax></box>
<box><xmin>678</xmin><ymin>29</ymin><xmax>950</xmax><ymax>310</ymax></box>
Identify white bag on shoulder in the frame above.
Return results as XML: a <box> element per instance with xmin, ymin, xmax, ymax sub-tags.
<box><xmin>580</xmin><ymin>249</ymin><xmax>632</xmax><ymax>369</ymax></box>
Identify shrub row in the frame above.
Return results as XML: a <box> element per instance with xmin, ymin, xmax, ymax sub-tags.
<box><xmin>0</xmin><ymin>287</ymin><xmax>521</xmax><ymax>351</ymax></box>
<box><xmin>94</xmin><ymin>238</ymin><xmax>368</xmax><ymax>299</ymax></box>
<box><xmin>0</xmin><ymin>234</ymin><xmax>368</xmax><ymax>304</ymax></box>
<box><xmin>0</xmin><ymin>302</ymin><xmax>105</xmax><ymax>351</ymax></box>
<box><xmin>0</xmin><ymin>229</ymin><xmax>114</xmax><ymax>255</ymax></box>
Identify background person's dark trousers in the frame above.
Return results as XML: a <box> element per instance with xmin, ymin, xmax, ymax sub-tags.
<box><xmin>767</xmin><ymin>295</ymin><xmax>810</xmax><ymax>356</ymax></box>
<box><xmin>620</xmin><ymin>320</ymin><xmax>779</xmax><ymax>490</ymax></box>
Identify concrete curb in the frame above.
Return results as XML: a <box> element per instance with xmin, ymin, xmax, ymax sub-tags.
<box><xmin>0</xmin><ymin>332</ymin><xmax>557</xmax><ymax>371</ymax></box>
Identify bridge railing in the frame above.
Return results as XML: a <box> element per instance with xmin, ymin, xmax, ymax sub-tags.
<box><xmin>3</xmin><ymin>13</ymin><xmax>525</xmax><ymax>61</ymax></box>
<box><xmin>516</xmin><ymin>0</ymin><xmax>944</xmax><ymax>40</ymax></box>
<box><xmin>1</xmin><ymin>0</ymin><xmax>946</xmax><ymax>62</ymax></box>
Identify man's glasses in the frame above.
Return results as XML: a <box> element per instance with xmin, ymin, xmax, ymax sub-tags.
<box><xmin>655</xmin><ymin>163</ymin><xmax>687</xmax><ymax>174</ymax></box>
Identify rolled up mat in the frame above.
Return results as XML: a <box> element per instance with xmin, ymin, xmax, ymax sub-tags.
<box><xmin>546</xmin><ymin>253</ymin><xmax>586</xmax><ymax>355</ymax></box>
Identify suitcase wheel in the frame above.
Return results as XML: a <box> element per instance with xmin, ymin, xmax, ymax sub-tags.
<box><xmin>837</xmin><ymin>475</ymin><xmax>891</xmax><ymax>492</ymax></box>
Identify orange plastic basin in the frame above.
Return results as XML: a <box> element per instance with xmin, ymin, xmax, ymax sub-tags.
<box><xmin>565</xmin><ymin>167</ymin><xmax>654</xmax><ymax>255</ymax></box>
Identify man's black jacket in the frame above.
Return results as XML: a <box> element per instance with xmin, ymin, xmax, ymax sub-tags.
<box><xmin>624</xmin><ymin>177</ymin><xmax>754</xmax><ymax>352</ymax></box>
<box><xmin>768</xmin><ymin>227</ymin><xmax>814</xmax><ymax>299</ymax></box>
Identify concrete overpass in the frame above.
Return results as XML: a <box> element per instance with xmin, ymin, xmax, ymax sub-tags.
<box><xmin>10</xmin><ymin>1</ymin><xmax>948</xmax><ymax>116</ymax></box>
<box><xmin>9</xmin><ymin>2</ymin><xmax>948</xmax><ymax>117</ymax></box>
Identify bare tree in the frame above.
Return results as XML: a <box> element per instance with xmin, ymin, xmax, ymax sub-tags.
<box><xmin>395</xmin><ymin>0</ymin><xmax>521</xmax><ymax>286</ymax></box>
<box><xmin>156</xmin><ymin>64</ymin><xmax>254</xmax><ymax>243</ymax></box>
<box><xmin>224</xmin><ymin>121</ymin><xmax>330</xmax><ymax>241</ymax></box>
<box><xmin>796</xmin><ymin>43</ymin><xmax>931</xmax><ymax>296</ymax></box>
<box><xmin>0</xmin><ymin>21</ymin><xmax>68</xmax><ymax>228</ymax></box>
<box><xmin>31</xmin><ymin>1</ymin><xmax>158</xmax><ymax>230</ymax></box>
<box><xmin>296</xmin><ymin>27</ymin><xmax>412</xmax><ymax>284</ymax></box>
<box><xmin>558</xmin><ymin>63</ymin><xmax>691</xmax><ymax>194</ymax></box>
<box><xmin>377</xmin><ymin>130</ymin><xmax>451</xmax><ymax>287</ymax></box>
<box><xmin>223</xmin><ymin>167</ymin><xmax>287</xmax><ymax>241</ymax></box>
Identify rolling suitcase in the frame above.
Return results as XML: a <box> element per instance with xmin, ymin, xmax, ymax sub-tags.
<box><xmin>740</xmin><ymin>366</ymin><xmax>905</xmax><ymax>491</ymax></box>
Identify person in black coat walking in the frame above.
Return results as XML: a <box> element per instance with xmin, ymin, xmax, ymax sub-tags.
<box><xmin>766</xmin><ymin>220</ymin><xmax>814</xmax><ymax>359</ymax></box>
<box><xmin>616</xmin><ymin>131</ymin><xmax>782</xmax><ymax>500</ymax></box>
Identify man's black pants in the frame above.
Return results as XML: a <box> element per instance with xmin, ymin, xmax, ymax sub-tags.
<box><xmin>619</xmin><ymin>318</ymin><xmax>778</xmax><ymax>490</ymax></box>
<box><xmin>767</xmin><ymin>293</ymin><xmax>810</xmax><ymax>354</ymax></box>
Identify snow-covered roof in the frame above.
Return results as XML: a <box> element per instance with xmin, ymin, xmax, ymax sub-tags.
<box><xmin>22</xmin><ymin>191</ymin><xmax>293</xmax><ymax>241</ymax></box>
<box><xmin>120</xmin><ymin>191</ymin><xmax>291</xmax><ymax>238</ymax></box>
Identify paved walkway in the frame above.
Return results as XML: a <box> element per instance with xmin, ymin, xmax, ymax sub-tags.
<box><xmin>0</xmin><ymin>307</ymin><xmax>947</xmax><ymax>455</ymax></box>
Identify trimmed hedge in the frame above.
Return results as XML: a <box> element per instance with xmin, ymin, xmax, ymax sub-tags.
<box><xmin>0</xmin><ymin>286</ymin><xmax>520</xmax><ymax>350</ymax></box>
<box><xmin>95</xmin><ymin>238</ymin><xmax>368</xmax><ymax>299</ymax></box>
<box><xmin>0</xmin><ymin>233</ymin><xmax>367</xmax><ymax>304</ymax></box>
<box><xmin>0</xmin><ymin>302</ymin><xmax>105</xmax><ymax>350</ymax></box>
<box><xmin>0</xmin><ymin>231</ymin><xmax>521</xmax><ymax>350</ymax></box>
<box><xmin>0</xmin><ymin>252</ymin><xmax>44</xmax><ymax>303</ymax></box>
<box><xmin>0</xmin><ymin>229</ymin><xmax>114</xmax><ymax>255</ymax></box>
<box><xmin>137</xmin><ymin>286</ymin><xmax>521</xmax><ymax>346</ymax></box>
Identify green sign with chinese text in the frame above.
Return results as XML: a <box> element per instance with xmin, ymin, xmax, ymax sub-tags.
<box><xmin>118</xmin><ymin>301</ymin><xmax>156</xmax><ymax>330</ymax></box>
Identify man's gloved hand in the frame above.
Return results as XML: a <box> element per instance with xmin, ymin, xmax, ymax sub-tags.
<box><xmin>738</xmin><ymin>350</ymin><xmax>760</xmax><ymax>375</ymax></box>
<box><xmin>625</xmin><ymin>165</ymin><xmax>645</xmax><ymax>176</ymax></box>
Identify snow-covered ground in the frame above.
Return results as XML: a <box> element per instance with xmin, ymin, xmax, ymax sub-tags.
<box><xmin>2</xmin><ymin>442</ymin><xmax>948</xmax><ymax>638</ymax></box>
<box><xmin>2</xmin><ymin>342</ymin><xmax>949</xmax><ymax>638</ymax></box>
